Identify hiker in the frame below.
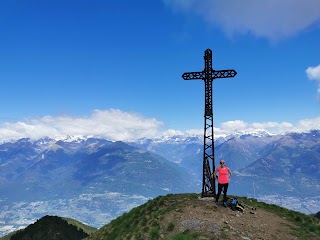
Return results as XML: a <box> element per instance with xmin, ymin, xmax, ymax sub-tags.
<box><xmin>214</xmin><ymin>159</ymin><xmax>232</xmax><ymax>207</ymax></box>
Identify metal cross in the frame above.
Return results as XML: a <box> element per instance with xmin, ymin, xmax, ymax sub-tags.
<box><xmin>182</xmin><ymin>48</ymin><xmax>237</xmax><ymax>197</ymax></box>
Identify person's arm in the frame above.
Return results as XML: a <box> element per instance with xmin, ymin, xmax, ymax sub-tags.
<box><xmin>214</xmin><ymin>168</ymin><xmax>219</xmax><ymax>181</ymax></box>
<box><xmin>228</xmin><ymin>168</ymin><xmax>233</xmax><ymax>181</ymax></box>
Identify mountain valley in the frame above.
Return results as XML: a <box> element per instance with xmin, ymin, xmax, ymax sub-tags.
<box><xmin>0</xmin><ymin>130</ymin><xmax>319</xmax><ymax>237</ymax></box>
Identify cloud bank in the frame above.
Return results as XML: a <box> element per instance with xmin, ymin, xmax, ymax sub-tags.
<box><xmin>0</xmin><ymin>109</ymin><xmax>319</xmax><ymax>142</ymax></box>
<box><xmin>306</xmin><ymin>64</ymin><xmax>320</xmax><ymax>96</ymax></box>
<box><xmin>164</xmin><ymin>0</ymin><xmax>320</xmax><ymax>41</ymax></box>
<box><xmin>214</xmin><ymin>118</ymin><xmax>320</xmax><ymax>136</ymax></box>
<box><xmin>0</xmin><ymin>109</ymin><xmax>164</xmax><ymax>142</ymax></box>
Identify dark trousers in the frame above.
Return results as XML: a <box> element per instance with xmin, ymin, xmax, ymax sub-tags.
<box><xmin>216</xmin><ymin>183</ymin><xmax>229</xmax><ymax>202</ymax></box>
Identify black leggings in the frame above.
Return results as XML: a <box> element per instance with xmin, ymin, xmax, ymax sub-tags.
<box><xmin>216</xmin><ymin>183</ymin><xmax>229</xmax><ymax>202</ymax></box>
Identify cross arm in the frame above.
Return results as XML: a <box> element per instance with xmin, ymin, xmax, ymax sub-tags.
<box><xmin>182</xmin><ymin>70</ymin><xmax>237</xmax><ymax>80</ymax></box>
<box><xmin>182</xmin><ymin>71</ymin><xmax>205</xmax><ymax>80</ymax></box>
<box><xmin>212</xmin><ymin>69</ymin><xmax>237</xmax><ymax>78</ymax></box>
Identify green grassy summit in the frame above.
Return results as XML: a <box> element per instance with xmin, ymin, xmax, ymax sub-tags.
<box><xmin>1</xmin><ymin>194</ymin><xmax>319</xmax><ymax>240</ymax></box>
<box><xmin>85</xmin><ymin>193</ymin><xmax>320</xmax><ymax>240</ymax></box>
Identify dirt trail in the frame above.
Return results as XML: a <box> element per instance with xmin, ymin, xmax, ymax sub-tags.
<box><xmin>161</xmin><ymin>197</ymin><xmax>298</xmax><ymax>240</ymax></box>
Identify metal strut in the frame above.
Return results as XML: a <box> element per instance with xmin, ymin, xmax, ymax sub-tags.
<box><xmin>182</xmin><ymin>49</ymin><xmax>237</xmax><ymax>197</ymax></box>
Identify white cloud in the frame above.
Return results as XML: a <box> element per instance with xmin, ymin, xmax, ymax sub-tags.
<box><xmin>295</xmin><ymin>116</ymin><xmax>320</xmax><ymax>132</ymax></box>
<box><xmin>251</xmin><ymin>122</ymin><xmax>293</xmax><ymax>129</ymax></box>
<box><xmin>185</xmin><ymin>129</ymin><xmax>203</xmax><ymax>136</ymax></box>
<box><xmin>164</xmin><ymin>0</ymin><xmax>320</xmax><ymax>41</ymax></box>
<box><xmin>0</xmin><ymin>109</ymin><xmax>164</xmax><ymax>142</ymax></box>
<box><xmin>160</xmin><ymin>119</ymin><xmax>314</xmax><ymax>138</ymax></box>
<box><xmin>220</xmin><ymin>120</ymin><xmax>248</xmax><ymax>131</ymax></box>
<box><xmin>0</xmin><ymin>109</ymin><xmax>319</xmax><ymax>142</ymax></box>
<box><xmin>216</xmin><ymin>120</ymin><xmax>293</xmax><ymax>135</ymax></box>
<box><xmin>306</xmin><ymin>64</ymin><xmax>320</xmax><ymax>95</ymax></box>
<box><xmin>161</xmin><ymin>129</ymin><xmax>184</xmax><ymax>137</ymax></box>
<box><xmin>185</xmin><ymin>118</ymin><xmax>319</xmax><ymax>136</ymax></box>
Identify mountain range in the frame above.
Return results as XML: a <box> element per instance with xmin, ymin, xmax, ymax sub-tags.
<box><xmin>0</xmin><ymin>137</ymin><xmax>197</xmax><ymax>201</ymax></box>
<box><xmin>0</xmin><ymin>130</ymin><xmax>319</xmax><ymax>236</ymax></box>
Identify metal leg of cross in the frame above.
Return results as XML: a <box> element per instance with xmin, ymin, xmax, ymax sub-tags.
<box><xmin>182</xmin><ymin>48</ymin><xmax>237</xmax><ymax>198</ymax></box>
<box><xmin>202</xmin><ymin>114</ymin><xmax>215</xmax><ymax>197</ymax></box>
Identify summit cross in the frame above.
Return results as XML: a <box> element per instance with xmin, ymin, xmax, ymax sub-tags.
<box><xmin>182</xmin><ymin>48</ymin><xmax>237</xmax><ymax>197</ymax></box>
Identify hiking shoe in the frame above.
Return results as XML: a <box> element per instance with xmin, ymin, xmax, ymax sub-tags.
<box><xmin>223</xmin><ymin>202</ymin><xmax>227</xmax><ymax>207</ymax></box>
<box><xmin>215</xmin><ymin>201</ymin><xmax>218</xmax><ymax>206</ymax></box>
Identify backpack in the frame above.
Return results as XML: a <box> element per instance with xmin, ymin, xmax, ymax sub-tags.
<box><xmin>229</xmin><ymin>198</ymin><xmax>245</xmax><ymax>212</ymax></box>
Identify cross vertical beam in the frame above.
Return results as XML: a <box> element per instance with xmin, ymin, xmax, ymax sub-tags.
<box><xmin>182</xmin><ymin>49</ymin><xmax>237</xmax><ymax>197</ymax></box>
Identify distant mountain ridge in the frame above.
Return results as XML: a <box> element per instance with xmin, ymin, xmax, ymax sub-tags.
<box><xmin>0</xmin><ymin>136</ymin><xmax>199</xmax><ymax>237</ymax></box>
<box><xmin>0</xmin><ymin>138</ymin><xmax>197</xmax><ymax>201</ymax></box>
<box><xmin>131</xmin><ymin>130</ymin><xmax>320</xmax><ymax>199</ymax></box>
<box><xmin>130</xmin><ymin>130</ymin><xmax>281</xmax><ymax>177</ymax></box>
<box><xmin>0</xmin><ymin>130</ymin><xmax>319</xmax><ymax>237</ymax></box>
<box><xmin>1</xmin><ymin>130</ymin><xmax>319</xmax><ymax>199</ymax></box>
<box><xmin>233</xmin><ymin>130</ymin><xmax>320</xmax><ymax>198</ymax></box>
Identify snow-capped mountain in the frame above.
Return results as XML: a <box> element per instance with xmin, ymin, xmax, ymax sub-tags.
<box><xmin>0</xmin><ymin>136</ymin><xmax>200</xmax><ymax>235</ymax></box>
<box><xmin>131</xmin><ymin>130</ymin><xmax>320</xmax><ymax>199</ymax></box>
<box><xmin>0</xmin><ymin>137</ymin><xmax>197</xmax><ymax>202</ymax></box>
<box><xmin>0</xmin><ymin>130</ymin><xmax>319</xmax><ymax>236</ymax></box>
<box><xmin>233</xmin><ymin>130</ymin><xmax>320</xmax><ymax>198</ymax></box>
<box><xmin>130</xmin><ymin>130</ymin><xmax>282</xmax><ymax>175</ymax></box>
<box><xmin>1</xmin><ymin>130</ymin><xmax>318</xmax><ymax>199</ymax></box>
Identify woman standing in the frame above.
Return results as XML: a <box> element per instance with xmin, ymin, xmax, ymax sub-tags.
<box><xmin>214</xmin><ymin>159</ymin><xmax>232</xmax><ymax>207</ymax></box>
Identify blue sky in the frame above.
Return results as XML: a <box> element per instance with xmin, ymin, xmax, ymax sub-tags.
<box><xmin>0</xmin><ymin>0</ymin><xmax>320</xmax><ymax>141</ymax></box>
